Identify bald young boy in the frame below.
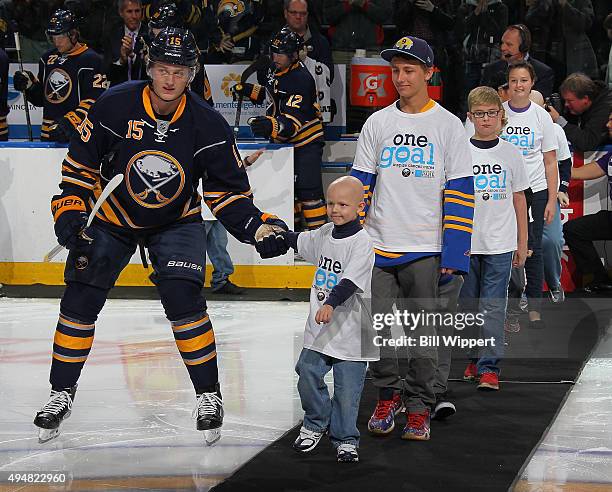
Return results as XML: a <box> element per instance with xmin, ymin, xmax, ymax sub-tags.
<box><xmin>282</xmin><ymin>176</ymin><xmax>377</xmax><ymax>463</ymax></box>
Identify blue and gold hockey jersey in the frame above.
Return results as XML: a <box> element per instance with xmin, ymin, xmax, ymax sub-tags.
<box><xmin>59</xmin><ymin>80</ymin><xmax>268</xmax><ymax>243</ymax></box>
<box><xmin>254</xmin><ymin>61</ymin><xmax>323</xmax><ymax>148</ymax></box>
<box><xmin>26</xmin><ymin>45</ymin><xmax>107</xmax><ymax>140</ymax></box>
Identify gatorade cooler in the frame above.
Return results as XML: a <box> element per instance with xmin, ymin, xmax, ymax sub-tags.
<box><xmin>350</xmin><ymin>57</ymin><xmax>398</xmax><ymax>107</ymax></box>
<box><xmin>427</xmin><ymin>66</ymin><xmax>443</xmax><ymax>101</ymax></box>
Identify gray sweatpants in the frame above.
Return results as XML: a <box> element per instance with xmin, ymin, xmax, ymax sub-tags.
<box><xmin>434</xmin><ymin>275</ymin><xmax>463</xmax><ymax>395</ymax></box>
<box><xmin>369</xmin><ymin>256</ymin><xmax>440</xmax><ymax>413</ymax></box>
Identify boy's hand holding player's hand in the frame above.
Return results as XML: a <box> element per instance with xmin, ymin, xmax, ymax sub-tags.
<box><xmin>316</xmin><ymin>305</ymin><xmax>334</xmax><ymax>324</ymax></box>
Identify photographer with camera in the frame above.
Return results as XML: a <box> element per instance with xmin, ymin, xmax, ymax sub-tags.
<box><xmin>546</xmin><ymin>73</ymin><xmax>612</xmax><ymax>152</ymax></box>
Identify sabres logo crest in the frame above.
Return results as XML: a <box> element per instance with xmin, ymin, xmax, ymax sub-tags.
<box><xmin>45</xmin><ymin>69</ymin><xmax>72</xmax><ymax>104</ymax></box>
<box><xmin>217</xmin><ymin>0</ymin><xmax>245</xmax><ymax>18</ymax></box>
<box><xmin>126</xmin><ymin>150</ymin><xmax>185</xmax><ymax>209</ymax></box>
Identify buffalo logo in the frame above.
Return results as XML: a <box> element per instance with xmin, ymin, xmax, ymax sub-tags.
<box><xmin>482</xmin><ymin>193</ymin><xmax>490</xmax><ymax>201</ymax></box>
<box><xmin>45</xmin><ymin>69</ymin><xmax>72</xmax><ymax>104</ymax></box>
<box><xmin>221</xmin><ymin>72</ymin><xmax>241</xmax><ymax>97</ymax></box>
<box><xmin>402</xmin><ymin>168</ymin><xmax>411</xmax><ymax>177</ymax></box>
<box><xmin>126</xmin><ymin>150</ymin><xmax>185</xmax><ymax>209</ymax></box>
<box><xmin>395</xmin><ymin>37</ymin><xmax>414</xmax><ymax>50</ymax></box>
<box><xmin>217</xmin><ymin>0</ymin><xmax>245</xmax><ymax>18</ymax></box>
<box><xmin>75</xmin><ymin>256</ymin><xmax>88</xmax><ymax>270</ymax></box>
<box><xmin>317</xmin><ymin>291</ymin><xmax>325</xmax><ymax>302</ymax></box>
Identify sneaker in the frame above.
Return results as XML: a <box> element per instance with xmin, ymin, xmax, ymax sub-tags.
<box><xmin>432</xmin><ymin>393</ymin><xmax>456</xmax><ymax>421</ymax></box>
<box><xmin>367</xmin><ymin>393</ymin><xmax>403</xmax><ymax>435</ymax></box>
<box><xmin>401</xmin><ymin>409</ymin><xmax>431</xmax><ymax>441</ymax></box>
<box><xmin>463</xmin><ymin>362</ymin><xmax>478</xmax><ymax>381</ymax></box>
<box><xmin>549</xmin><ymin>286</ymin><xmax>565</xmax><ymax>303</ymax></box>
<box><xmin>212</xmin><ymin>280</ymin><xmax>246</xmax><ymax>295</ymax></box>
<box><xmin>504</xmin><ymin>316</ymin><xmax>521</xmax><ymax>333</ymax></box>
<box><xmin>34</xmin><ymin>385</ymin><xmax>77</xmax><ymax>443</ymax></box>
<box><xmin>293</xmin><ymin>426</ymin><xmax>325</xmax><ymax>453</ymax></box>
<box><xmin>337</xmin><ymin>443</ymin><xmax>359</xmax><ymax>462</ymax></box>
<box><xmin>477</xmin><ymin>372</ymin><xmax>499</xmax><ymax>391</ymax></box>
<box><xmin>193</xmin><ymin>383</ymin><xmax>224</xmax><ymax>446</ymax></box>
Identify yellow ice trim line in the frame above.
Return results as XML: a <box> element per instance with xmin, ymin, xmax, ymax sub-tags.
<box><xmin>0</xmin><ymin>263</ymin><xmax>315</xmax><ymax>288</ymax></box>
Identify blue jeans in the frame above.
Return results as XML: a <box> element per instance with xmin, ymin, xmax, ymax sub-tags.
<box><xmin>295</xmin><ymin>348</ymin><xmax>367</xmax><ymax>448</ymax></box>
<box><xmin>204</xmin><ymin>221</ymin><xmax>234</xmax><ymax>290</ymax></box>
<box><xmin>542</xmin><ymin>201</ymin><xmax>563</xmax><ymax>290</ymax></box>
<box><xmin>459</xmin><ymin>252</ymin><xmax>513</xmax><ymax>376</ymax></box>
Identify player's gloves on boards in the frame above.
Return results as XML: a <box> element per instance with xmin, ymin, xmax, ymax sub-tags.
<box><xmin>254</xmin><ymin>215</ymin><xmax>289</xmax><ymax>259</ymax></box>
<box><xmin>51</xmin><ymin>195</ymin><xmax>93</xmax><ymax>250</ymax></box>
<box><xmin>248</xmin><ymin>116</ymin><xmax>281</xmax><ymax>139</ymax></box>
<box><xmin>48</xmin><ymin>116</ymin><xmax>76</xmax><ymax>143</ymax></box>
<box><xmin>230</xmin><ymin>82</ymin><xmax>262</xmax><ymax>102</ymax></box>
<box><xmin>13</xmin><ymin>70</ymin><xmax>37</xmax><ymax>91</ymax></box>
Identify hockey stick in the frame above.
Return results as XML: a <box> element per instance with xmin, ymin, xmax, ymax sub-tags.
<box><xmin>43</xmin><ymin>174</ymin><xmax>124</xmax><ymax>262</ymax></box>
<box><xmin>233</xmin><ymin>55</ymin><xmax>270</xmax><ymax>138</ymax></box>
<box><xmin>14</xmin><ymin>32</ymin><xmax>33</xmax><ymax>142</ymax></box>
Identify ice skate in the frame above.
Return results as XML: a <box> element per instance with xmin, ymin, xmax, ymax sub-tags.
<box><xmin>34</xmin><ymin>385</ymin><xmax>77</xmax><ymax>443</ymax></box>
<box><xmin>193</xmin><ymin>384</ymin><xmax>223</xmax><ymax>446</ymax></box>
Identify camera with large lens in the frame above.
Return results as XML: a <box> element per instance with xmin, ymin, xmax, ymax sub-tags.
<box><xmin>545</xmin><ymin>93</ymin><xmax>562</xmax><ymax>113</ymax></box>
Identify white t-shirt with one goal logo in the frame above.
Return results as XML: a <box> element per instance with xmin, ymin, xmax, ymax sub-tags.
<box><xmin>352</xmin><ymin>102</ymin><xmax>473</xmax><ymax>252</ymax></box>
<box><xmin>298</xmin><ymin>223</ymin><xmax>378</xmax><ymax>361</ymax></box>
<box><xmin>470</xmin><ymin>138</ymin><xmax>530</xmax><ymax>254</ymax></box>
<box><xmin>501</xmin><ymin>102</ymin><xmax>558</xmax><ymax>193</ymax></box>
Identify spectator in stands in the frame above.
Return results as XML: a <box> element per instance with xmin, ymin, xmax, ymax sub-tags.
<box><xmin>544</xmin><ymin>0</ymin><xmax>599</xmax><ymax>80</ymax></box>
<box><xmin>206</xmin><ymin>0</ymin><xmax>264</xmax><ymax>63</ymax></box>
<box><xmin>0</xmin><ymin>0</ymin><xmax>61</xmax><ymax>62</ymax></box>
<box><xmin>563</xmin><ymin>112</ymin><xmax>612</xmax><ymax>293</ymax></box>
<box><xmin>547</xmin><ymin>72</ymin><xmax>612</xmax><ymax>152</ymax></box>
<box><xmin>460</xmin><ymin>0</ymin><xmax>508</xmax><ymax>108</ymax></box>
<box><xmin>394</xmin><ymin>0</ymin><xmax>455</xmax><ymax>110</ymax></box>
<box><xmin>284</xmin><ymin>0</ymin><xmax>335</xmax><ymax>122</ymax></box>
<box><xmin>65</xmin><ymin>0</ymin><xmax>116</xmax><ymax>54</ymax></box>
<box><xmin>604</xmin><ymin>13</ymin><xmax>612</xmax><ymax>89</ymax></box>
<box><xmin>323</xmin><ymin>0</ymin><xmax>393</xmax><ymax>60</ymax></box>
<box><xmin>103</xmin><ymin>0</ymin><xmax>147</xmax><ymax>86</ymax></box>
<box><xmin>524</xmin><ymin>0</ymin><xmax>553</xmax><ymax>63</ymax></box>
<box><xmin>481</xmin><ymin>24</ymin><xmax>555</xmax><ymax>98</ymax></box>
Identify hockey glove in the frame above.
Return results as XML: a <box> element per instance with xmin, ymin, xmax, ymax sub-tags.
<box><xmin>13</xmin><ymin>70</ymin><xmax>36</xmax><ymax>91</ymax></box>
<box><xmin>48</xmin><ymin>116</ymin><xmax>75</xmax><ymax>143</ymax></box>
<box><xmin>254</xmin><ymin>215</ymin><xmax>289</xmax><ymax>259</ymax></box>
<box><xmin>51</xmin><ymin>195</ymin><xmax>91</xmax><ymax>250</ymax></box>
<box><xmin>248</xmin><ymin>116</ymin><xmax>280</xmax><ymax>139</ymax></box>
<box><xmin>230</xmin><ymin>82</ymin><xmax>263</xmax><ymax>102</ymax></box>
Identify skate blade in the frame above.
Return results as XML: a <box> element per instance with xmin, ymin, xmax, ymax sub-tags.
<box><xmin>38</xmin><ymin>427</ymin><xmax>59</xmax><ymax>444</ymax></box>
<box><xmin>203</xmin><ymin>428</ymin><xmax>221</xmax><ymax>446</ymax></box>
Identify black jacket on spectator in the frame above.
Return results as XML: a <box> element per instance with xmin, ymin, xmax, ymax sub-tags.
<box><xmin>461</xmin><ymin>0</ymin><xmax>508</xmax><ymax>66</ymax></box>
<box><xmin>562</xmin><ymin>85</ymin><xmax>612</xmax><ymax>152</ymax></box>
<box><xmin>481</xmin><ymin>56</ymin><xmax>555</xmax><ymax>98</ymax></box>
<box><xmin>103</xmin><ymin>22</ymin><xmax>148</xmax><ymax>87</ymax></box>
<box><xmin>304</xmin><ymin>27</ymin><xmax>334</xmax><ymax>83</ymax></box>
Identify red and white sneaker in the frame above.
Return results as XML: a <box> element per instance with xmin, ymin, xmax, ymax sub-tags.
<box><xmin>477</xmin><ymin>372</ymin><xmax>499</xmax><ymax>391</ymax></box>
<box><xmin>463</xmin><ymin>362</ymin><xmax>478</xmax><ymax>381</ymax></box>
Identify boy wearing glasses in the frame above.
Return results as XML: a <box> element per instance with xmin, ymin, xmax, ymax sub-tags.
<box><xmin>461</xmin><ymin>86</ymin><xmax>529</xmax><ymax>391</ymax></box>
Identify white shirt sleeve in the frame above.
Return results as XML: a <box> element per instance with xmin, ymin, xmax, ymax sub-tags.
<box><xmin>511</xmin><ymin>147</ymin><xmax>531</xmax><ymax>192</ymax></box>
<box><xmin>464</xmin><ymin>118</ymin><xmax>475</xmax><ymax>139</ymax></box>
<box><xmin>553</xmin><ymin>123</ymin><xmax>572</xmax><ymax>161</ymax></box>
<box><xmin>540</xmin><ymin>107</ymin><xmax>559</xmax><ymax>153</ymax></box>
<box><xmin>297</xmin><ymin>229</ymin><xmax>323</xmax><ymax>265</ymax></box>
<box><xmin>340</xmin><ymin>233</ymin><xmax>375</xmax><ymax>293</ymax></box>
<box><xmin>445</xmin><ymin>118</ymin><xmax>474</xmax><ymax>180</ymax></box>
<box><xmin>351</xmin><ymin>116</ymin><xmax>378</xmax><ymax>174</ymax></box>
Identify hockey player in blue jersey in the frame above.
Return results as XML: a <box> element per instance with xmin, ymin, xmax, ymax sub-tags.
<box><xmin>13</xmin><ymin>8</ymin><xmax>107</xmax><ymax>142</ymax></box>
<box><xmin>32</xmin><ymin>27</ymin><xmax>289</xmax><ymax>446</ymax></box>
<box><xmin>231</xmin><ymin>27</ymin><xmax>327</xmax><ymax>231</ymax></box>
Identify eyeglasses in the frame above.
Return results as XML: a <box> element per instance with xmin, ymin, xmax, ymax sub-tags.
<box><xmin>471</xmin><ymin>110</ymin><xmax>501</xmax><ymax>118</ymax></box>
<box><xmin>287</xmin><ymin>10</ymin><xmax>307</xmax><ymax>16</ymax></box>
